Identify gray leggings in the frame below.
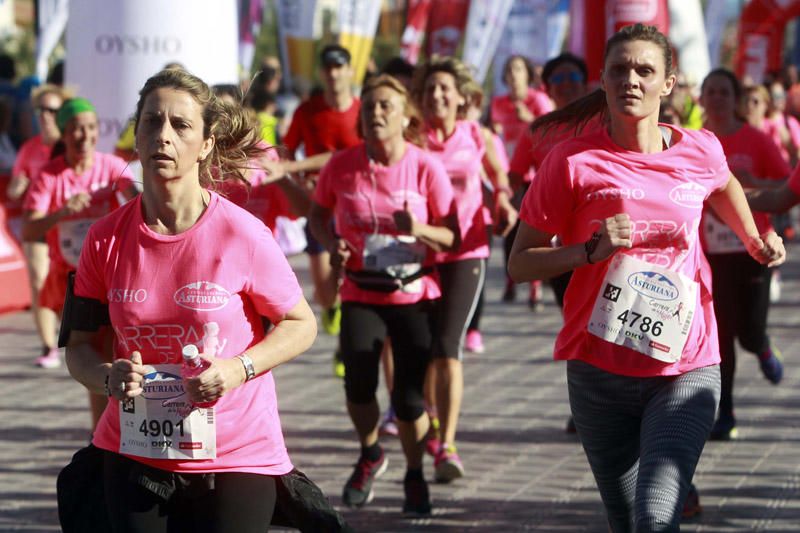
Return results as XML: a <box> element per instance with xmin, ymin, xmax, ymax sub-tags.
<box><xmin>567</xmin><ymin>360</ymin><xmax>720</xmax><ymax>533</ymax></box>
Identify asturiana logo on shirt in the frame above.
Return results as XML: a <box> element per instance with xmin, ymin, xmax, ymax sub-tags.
<box><xmin>174</xmin><ymin>281</ymin><xmax>231</xmax><ymax>311</ymax></box>
<box><xmin>669</xmin><ymin>183</ymin><xmax>706</xmax><ymax>209</ymax></box>
<box><xmin>141</xmin><ymin>370</ymin><xmax>184</xmax><ymax>401</ymax></box>
<box><xmin>626</xmin><ymin>271</ymin><xmax>679</xmax><ymax>301</ymax></box>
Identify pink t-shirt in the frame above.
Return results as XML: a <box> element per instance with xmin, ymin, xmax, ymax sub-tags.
<box><xmin>520</xmin><ymin>125</ymin><xmax>730</xmax><ymax>377</ymax></box>
<box><xmin>761</xmin><ymin>114</ymin><xmax>800</xmax><ymax>164</ymax></box>
<box><xmin>13</xmin><ymin>135</ymin><xmax>54</xmax><ymax>182</ymax></box>
<box><xmin>510</xmin><ymin>117</ymin><xmax>604</xmax><ymax>183</ymax></box>
<box><xmin>75</xmin><ymin>192</ymin><xmax>301</xmax><ymax>475</ymax></box>
<box><xmin>491</xmin><ymin>88</ymin><xmax>554</xmax><ymax>155</ymax></box>
<box><xmin>426</xmin><ymin>120</ymin><xmax>490</xmax><ymax>263</ymax></box>
<box><xmin>314</xmin><ymin>142</ymin><xmax>455</xmax><ymax>305</ymax></box>
<box><xmin>23</xmin><ymin>153</ymin><xmax>134</xmax><ymax>270</ymax></box>
<box><xmin>705</xmin><ymin>123</ymin><xmax>789</xmax><ymax>242</ymax></box>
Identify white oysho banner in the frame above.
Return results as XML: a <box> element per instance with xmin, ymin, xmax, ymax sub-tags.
<box><xmin>65</xmin><ymin>0</ymin><xmax>239</xmax><ymax>152</ymax></box>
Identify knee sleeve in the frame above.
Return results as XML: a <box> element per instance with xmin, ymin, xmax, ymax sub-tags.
<box><xmin>391</xmin><ymin>386</ymin><xmax>425</xmax><ymax>422</ymax></box>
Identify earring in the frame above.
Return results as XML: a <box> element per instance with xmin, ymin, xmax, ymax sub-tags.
<box><xmin>402</xmin><ymin>117</ymin><xmax>410</xmax><ymax>128</ymax></box>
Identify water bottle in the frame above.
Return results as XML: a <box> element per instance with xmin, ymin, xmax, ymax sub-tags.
<box><xmin>181</xmin><ymin>344</ymin><xmax>216</xmax><ymax>408</ymax></box>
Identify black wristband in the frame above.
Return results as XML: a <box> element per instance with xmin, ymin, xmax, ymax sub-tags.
<box><xmin>584</xmin><ymin>232</ymin><xmax>602</xmax><ymax>264</ymax></box>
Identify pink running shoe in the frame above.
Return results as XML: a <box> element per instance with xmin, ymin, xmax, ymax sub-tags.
<box><xmin>465</xmin><ymin>329</ymin><xmax>485</xmax><ymax>354</ymax></box>
<box><xmin>36</xmin><ymin>347</ymin><xmax>61</xmax><ymax>369</ymax></box>
<box><xmin>378</xmin><ymin>406</ymin><xmax>399</xmax><ymax>437</ymax></box>
<box><xmin>434</xmin><ymin>443</ymin><xmax>465</xmax><ymax>483</ymax></box>
<box><xmin>425</xmin><ymin>415</ymin><xmax>441</xmax><ymax>457</ymax></box>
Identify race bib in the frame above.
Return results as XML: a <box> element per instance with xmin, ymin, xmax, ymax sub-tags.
<box><xmin>702</xmin><ymin>213</ymin><xmax>746</xmax><ymax>254</ymax></box>
<box><xmin>363</xmin><ymin>234</ymin><xmax>426</xmax><ymax>294</ymax></box>
<box><xmin>59</xmin><ymin>218</ymin><xmax>97</xmax><ymax>268</ymax></box>
<box><xmin>587</xmin><ymin>254</ymin><xmax>698</xmax><ymax>363</ymax></box>
<box><xmin>119</xmin><ymin>364</ymin><xmax>216</xmax><ymax>460</ymax></box>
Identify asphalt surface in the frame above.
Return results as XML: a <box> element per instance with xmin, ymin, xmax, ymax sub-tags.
<box><xmin>1</xmin><ymin>241</ymin><xmax>798</xmax><ymax>532</ymax></box>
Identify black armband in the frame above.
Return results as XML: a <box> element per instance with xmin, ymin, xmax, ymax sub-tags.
<box><xmin>57</xmin><ymin>272</ymin><xmax>111</xmax><ymax>348</ymax></box>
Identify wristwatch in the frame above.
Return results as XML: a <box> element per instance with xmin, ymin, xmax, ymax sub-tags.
<box><xmin>584</xmin><ymin>232</ymin><xmax>602</xmax><ymax>264</ymax></box>
<box><xmin>237</xmin><ymin>354</ymin><xmax>256</xmax><ymax>382</ymax></box>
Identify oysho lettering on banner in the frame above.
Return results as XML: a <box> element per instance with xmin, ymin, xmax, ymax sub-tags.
<box><xmin>66</xmin><ymin>0</ymin><xmax>239</xmax><ymax>152</ymax></box>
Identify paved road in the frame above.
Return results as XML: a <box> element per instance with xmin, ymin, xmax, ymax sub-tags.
<box><xmin>1</xmin><ymin>242</ymin><xmax>798</xmax><ymax>532</ymax></box>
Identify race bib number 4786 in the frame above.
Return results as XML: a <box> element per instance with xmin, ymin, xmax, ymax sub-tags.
<box><xmin>587</xmin><ymin>254</ymin><xmax>698</xmax><ymax>363</ymax></box>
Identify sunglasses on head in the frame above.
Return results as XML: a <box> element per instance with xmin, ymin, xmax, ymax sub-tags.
<box><xmin>549</xmin><ymin>71</ymin><xmax>584</xmax><ymax>85</ymax></box>
<box><xmin>36</xmin><ymin>106</ymin><xmax>60</xmax><ymax>115</ymax></box>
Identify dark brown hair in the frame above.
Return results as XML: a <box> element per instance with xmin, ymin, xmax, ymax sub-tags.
<box><xmin>531</xmin><ymin>23</ymin><xmax>674</xmax><ymax>137</ymax></box>
<box><xmin>501</xmin><ymin>55</ymin><xmax>535</xmax><ymax>87</ymax></box>
<box><xmin>134</xmin><ymin>68</ymin><xmax>262</xmax><ymax>188</ymax></box>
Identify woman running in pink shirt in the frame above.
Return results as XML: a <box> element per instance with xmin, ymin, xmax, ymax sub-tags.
<box><xmin>412</xmin><ymin>56</ymin><xmax>517</xmax><ymax>484</ymax></box>
<box><xmin>63</xmin><ymin>68</ymin><xmax>319</xmax><ymax>532</ymax></box>
<box><xmin>509</xmin><ymin>24</ymin><xmax>785</xmax><ymax>530</ymax></box>
<box><xmin>699</xmin><ymin>69</ymin><xmax>788</xmax><ymax>441</ymax></box>
<box><xmin>310</xmin><ymin>74</ymin><xmax>458</xmax><ymax>515</ymax></box>
<box><xmin>8</xmin><ymin>84</ymin><xmax>69</xmax><ymax>367</ymax></box>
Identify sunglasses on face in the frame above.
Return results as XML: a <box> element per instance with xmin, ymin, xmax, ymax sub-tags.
<box><xmin>549</xmin><ymin>71</ymin><xmax>584</xmax><ymax>85</ymax></box>
<box><xmin>36</xmin><ymin>106</ymin><xmax>60</xmax><ymax>115</ymax></box>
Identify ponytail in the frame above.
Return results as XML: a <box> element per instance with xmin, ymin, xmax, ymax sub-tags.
<box><xmin>530</xmin><ymin>88</ymin><xmax>607</xmax><ymax>137</ymax></box>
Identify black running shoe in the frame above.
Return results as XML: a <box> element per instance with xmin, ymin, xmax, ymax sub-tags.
<box><xmin>342</xmin><ymin>450</ymin><xmax>387</xmax><ymax>508</ymax></box>
<box><xmin>402</xmin><ymin>474</ymin><xmax>432</xmax><ymax>516</ymax></box>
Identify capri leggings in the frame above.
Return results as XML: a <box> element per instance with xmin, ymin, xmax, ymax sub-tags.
<box><xmin>103</xmin><ymin>451</ymin><xmax>276</xmax><ymax>533</ymax></box>
<box><xmin>432</xmin><ymin>258</ymin><xmax>486</xmax><ymax>361</ymax></box>
<box><xmin>340</xmin><ymin>299</ymin><xmax>435</xmax><ymax>421</ymax></box>
<box><xmin>567</xmin><ymin>360</ymin><xmax>720</xmax><ymax>532</ymax></box>
<box><xmin>707</xmin><ymin>252</ymin><xmax>772</xmax><ymax>418</ymax></box>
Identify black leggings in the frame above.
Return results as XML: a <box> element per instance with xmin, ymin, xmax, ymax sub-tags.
<box><xmin>340</xmin><ymin>300</ymin><xmax>435</xmax><ymax>421</ymax></box>
<box><xmin>433</xmin><ymin>258</ymin><xmax>486</xmax><ymax>360</ymax></box>
<box><xmin>708</xmin><ymin>253</ymin><xmax>772</xmax><ymax>417</ymax></box>
<box><xmin>103</xmin><ymin>452</ymin><xmax>276</xmax><ymax>533</ymax></box>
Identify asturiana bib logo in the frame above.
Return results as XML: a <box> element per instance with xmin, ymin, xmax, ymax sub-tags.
<box><xmin>669</xmin><ymin>183</ymin><xmax>706</xmax><ymax>209</ymax></box>
<box><xmin>627</xmin><ymin>271</ymin><xmax>679</xmax><ymax>301</ymax></box>
<box><xmin>174</xmin><ymin>281</ymin><xmax>231</xmax><ymax>311</ymax></box>
<box><xmin>141</xmin><ymin>371</ymin><xmax>184</xmax><ymax>401</ymax></box>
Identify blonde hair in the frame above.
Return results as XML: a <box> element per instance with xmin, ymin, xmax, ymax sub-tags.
<box><xmin>31</xmin><ymin>84</ymin><xmax>72</xmax><ymax>105</ymax></box>
<box><xmin>360</xmin><ymin>74</ymin><xmax>425</xmax><ymax>147</ymax></box>
<box><xmin>411</xmin><ymin>55</ymin><xmax>476</xmax><ymax>119</ymax></box>
<box><xmin>134</xmin><ymin>68</ymin><xmax>262</xmax><ymax>188</ymax></box>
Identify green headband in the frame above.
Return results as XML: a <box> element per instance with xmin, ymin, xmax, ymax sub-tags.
<box><xmin>56</xmin><ymin>97</ymin><xmax>96</xmax><ymax>132</ymax></box>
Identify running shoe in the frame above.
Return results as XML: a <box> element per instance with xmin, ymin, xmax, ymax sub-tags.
<box><xmin>464</xmin><ymin>329</ymin><xmax>485</xmax><ymax>354</ymax></box>
<box><xmin>502</xmin><ymin>279</ymin><xmax>516</xmax><ymax>302</ymax></box>
<box><xmin>770</xmin><ymin>270</ymin><xmax>781</xmax><ymax>303</ymax></box>
<box><xmin>759</xmin><ymin>345</ymin><xmax>783</xmax><ymax>384</ymax></box>
<box><xmin>565</xmin><ymin>416</ymin><xmax>577</xmax><ymax>434</ymax></box>
<box><xmin>528</xmin><ymin>280</ymin><xmax>543</xmax><ymax>312</ymax></box>
<box><xmin>709</xmin><ymin>413</ymin><xmax>738</xmax><ymax>441</ymax></box>
<box><xmin>434</xmin><ymin>443</ymin><xmax>465</xmax><ymax>483</ymax></box>
<box><xmin>378</xmin><ymin>406</ymin><xmax>399</xmax><ymax>437</ymax></box>
<box><xmin>36</xmin><ymin>347</ymin><xmax>61</xmax><ymax>369</ymax></box>
<box><xmin>402</xmin><ymin>474</ymin><xmax>432</xmax><ymax>516</ymax></box>
<box><xmin>321</xmin><ymin>303</ymin><xmax>342</xmax><ymax>336</ymax></box>
<box><xmin>333</xmin><ymin>350</ymin><xmax>345</xmax><ymax>379</ymax></box>
<box><xmin>682</xmin><ymin>483</ymin><xmax>702</xmax><ymax>519</ymax></box>
<box><xmin>341</xmin><ymin>450</ymin><xmax>388</xmax><ymax>508</ymax></box>
<box><xmin>425</xmin><ymin>415</ymin><xmax>441</xmax><ymax>457</ymax></box>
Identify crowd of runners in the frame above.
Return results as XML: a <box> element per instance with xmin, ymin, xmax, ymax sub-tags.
<box><xmin>0</xmin><ymin>22</ymin><xmax>798</xmax><ymax>532</ymax></box>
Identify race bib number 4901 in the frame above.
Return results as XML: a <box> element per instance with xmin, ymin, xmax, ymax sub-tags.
<box><xmin>587</xmin><ymin>254</ymin><xmax>698</xmax><ymax>364</ymax></box>
<box><xmin>119</xmin><ymin>364</ymin><xmax>216</xmax><ymax>460</ymax></box>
